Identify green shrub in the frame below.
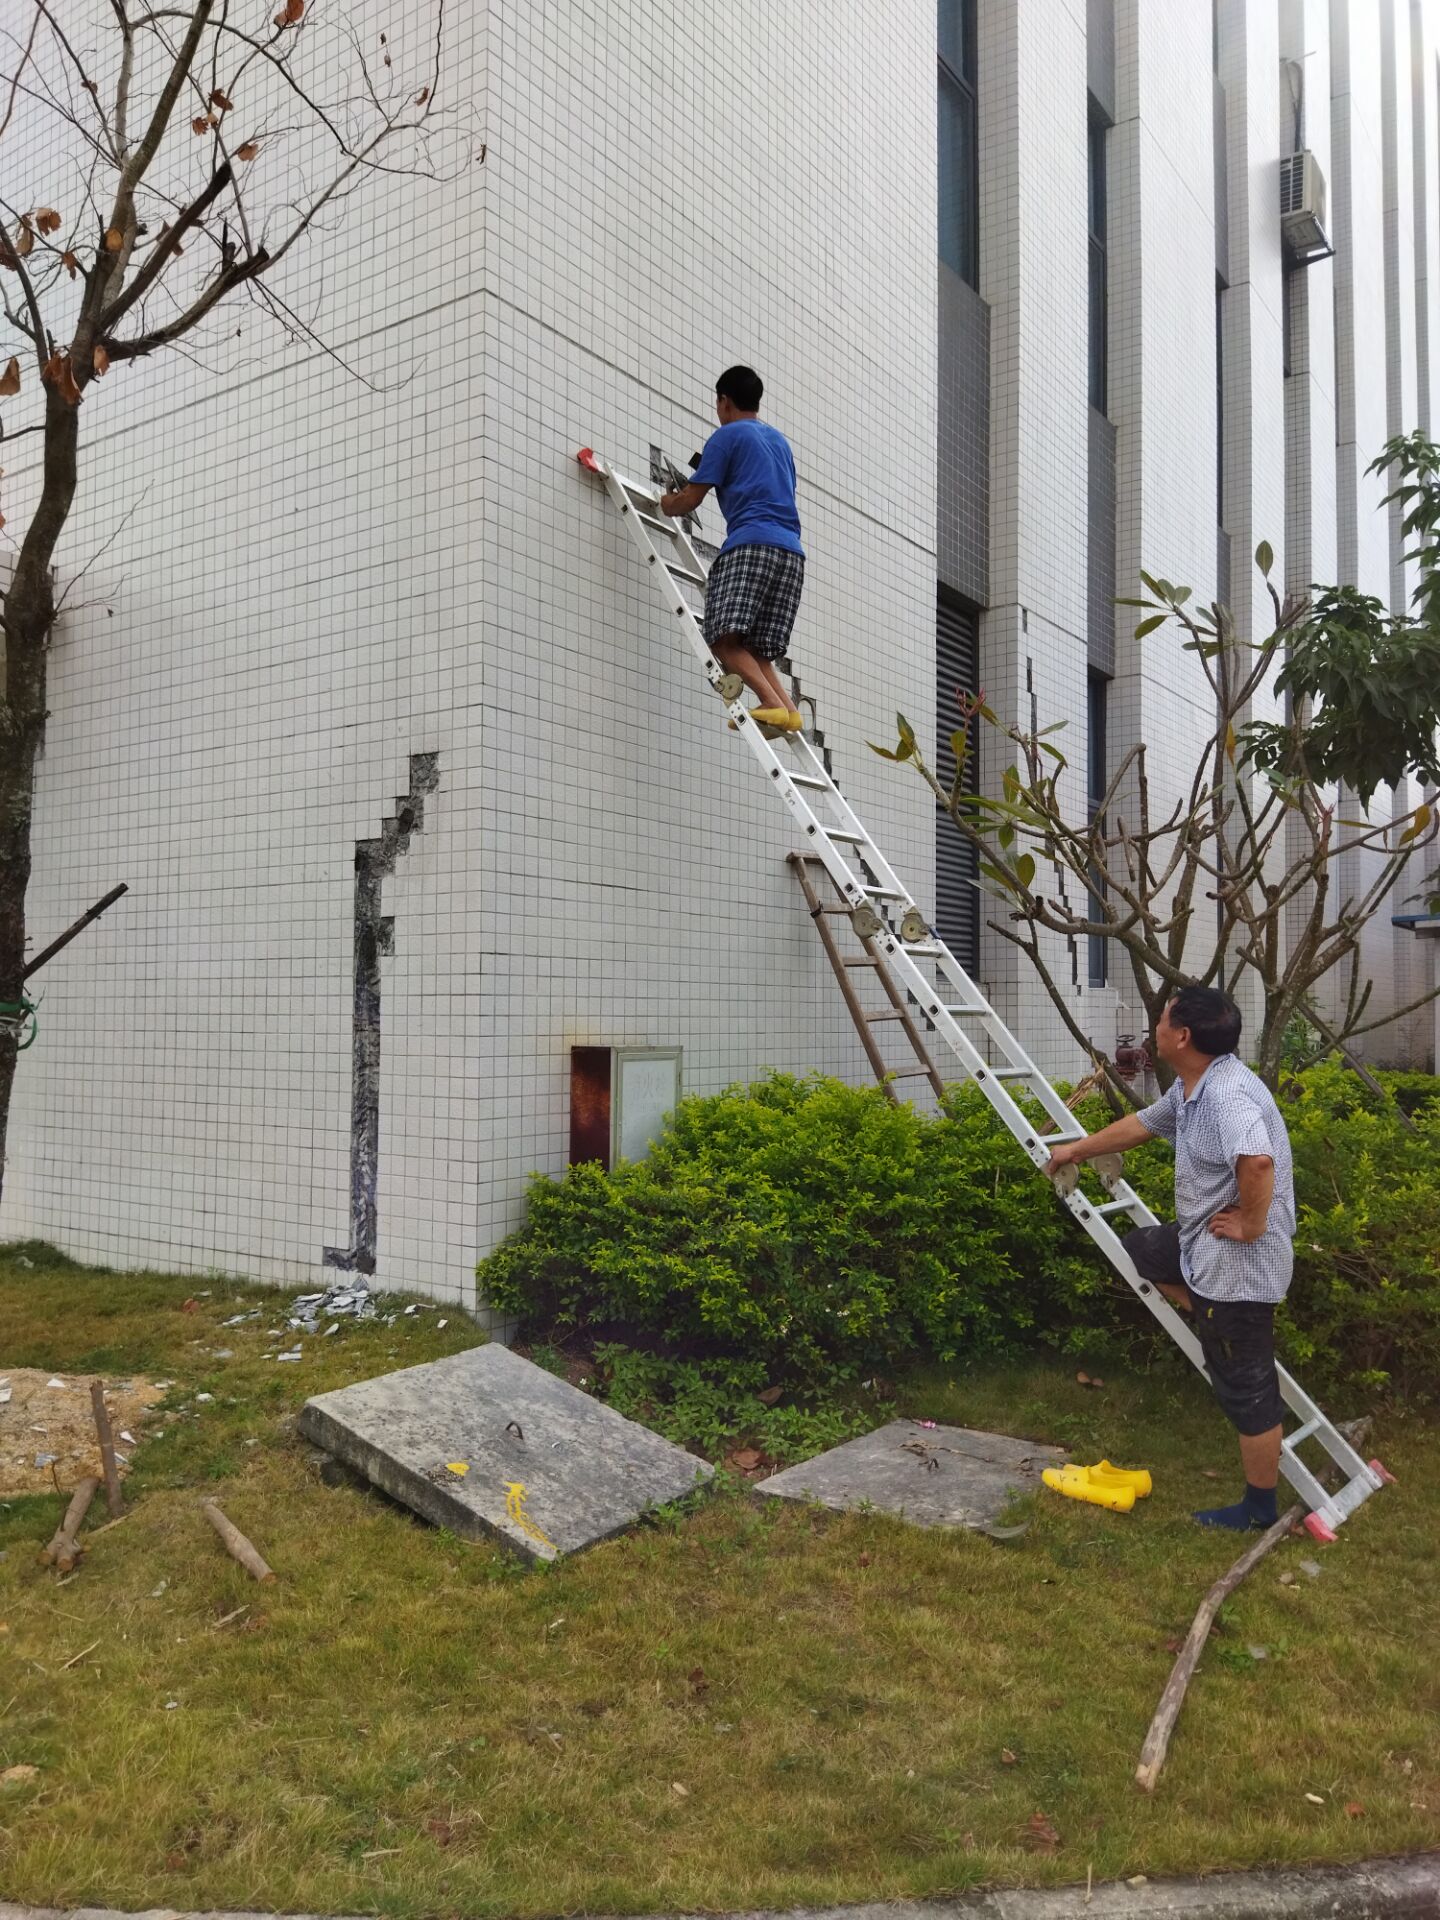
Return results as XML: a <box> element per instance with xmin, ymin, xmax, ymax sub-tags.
<box><xmin>478</xmin><ymin>1064</ymin><xmax>1440</xmax><ymax>1403</ymax></box>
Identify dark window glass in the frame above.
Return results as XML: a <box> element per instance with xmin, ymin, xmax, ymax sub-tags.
<box><xmin>1087</xmin><ymin>671</ymin><xmax>1109</xmax><ymax>988</ymax></box>
<box><xmin>1088</xmin><ymin>116</ymin><xmax>1108</xmax><ymax>413</ymax></box>
<box><xmin>937</xmin><ymin>592</ymin><xmax>980</xmax><ymax>975</ymax></box>
<box><xmin>938</xmin><ymin>0</ymin><xmax>978</xmax><ymax>287</ymax></box>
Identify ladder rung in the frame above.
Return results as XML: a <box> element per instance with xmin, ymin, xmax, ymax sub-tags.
<box><xmin>1284</xmin><ymin>1417</ymin><xmax>1323</xmax><ymax>1449</ymax></box>
<box><xmin>863</xmin><ymin>886</ymin><xmax>907</xmax><ymax>901</ymax></box>
<box><xmin>842</xmin><ymin>957</ymin><xmax>880</xmax><ymax>968</ymax></box>
<box><xmin>863</xmin><ymin>1010</ymin><xmax>906</xmax><ymax>1023</ymax></box>
<box><xmin>938</xmin><ymin>1003</ymin><xmax>989</xmax><ymax>1017</ymax></box>
<box><xmin>905</xmin><ymin>944</ymin><xmax>944</xmax><ymax>957</ymax></box>
<box><xmin>633</xmin><ymin>509</ymin><xmax>674</xmax><ymax>532</ymax></box>
<box><xmin>666</xmin><ymin>562</ymin><xmax>706</xmax><ymax>585</ymax></box>
<box><xmin>790</xmin><ymin>774</ymin><xmax>830</xmax><ymax>790</ymax></box>
<box><xmin>825</xmin><ymin>830</ymin><xmax>867</xmax><ymax>845</ymax></box>
<box><xmin>1093</xmin><ymin>1196</ymin><xmax>1133</xmax><ymax>1217</ymax></box>
<box><xmin>986</xmin><ymin>1066</ymin><xmax>1034</xmax><ymax>1081</ymax></box>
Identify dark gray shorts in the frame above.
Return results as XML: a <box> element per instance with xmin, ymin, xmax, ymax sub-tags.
<box><xmin>704</xmin><ymin>543</ymin><xmax>805</xmax><ymax>662</ymax></box>
<box><xmin>1126</xmin><ymin>1222</ymin><xmax>1285</xmax><ymax>1437</ymax></box>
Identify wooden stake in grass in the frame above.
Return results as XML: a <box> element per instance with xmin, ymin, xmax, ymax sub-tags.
<box><xmin>1134</xmin><ymin>1504</ymin><xmax>1301</xmax><ymax>1793</ymax></box>
<box><xmin>39</xmin><ymin>1477</ymin><xmax>100</xmax><ymax>1573</ymax></box>
<box><xmin>203</xmin><ymin>1502</ymin><xmax>276</xmax><ymax>1583</ymax></box>
<box><xmin>89</xmin><ymin>1379</ymin><xmax>125</xmax><ymax>1519</ymax></box>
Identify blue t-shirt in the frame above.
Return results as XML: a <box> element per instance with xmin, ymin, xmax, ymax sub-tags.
<box><xmin>689</xmin><ymin>419</ymin><xmax>803</xmax><ymax>555</ymax></box>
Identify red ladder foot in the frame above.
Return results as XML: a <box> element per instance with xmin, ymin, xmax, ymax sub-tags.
<box><xmin>1369</xmin><ymin>1457</ymin><xmax>1397</xmax><ymax>1485</ymax></box>
<box><xmin>1303</xmin><ymin>1512</ymin><xmax>1338</xmax><ymax>1544</ymax></box>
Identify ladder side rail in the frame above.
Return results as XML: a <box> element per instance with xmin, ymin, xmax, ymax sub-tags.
<box><xmin>784</xmin><ymin>734</ymin><xmax>917</xmax><ymax>904</ymax></box>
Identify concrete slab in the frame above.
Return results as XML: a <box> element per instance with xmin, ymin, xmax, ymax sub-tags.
<box><xmin>298</xmin><ymin>1343</ymin><xmax>712</xmax><ymax>1562</ymax></box>
<box><xmin>758</xmin><ymin>1419</ymin><xmax>1065</xmax><ymax>1535</ymax></box>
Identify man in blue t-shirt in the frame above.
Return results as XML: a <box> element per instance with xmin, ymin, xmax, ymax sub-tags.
<box><xmin>658</xmin><ymin>366</ymin><xmax>805</xmax><ymax>732</ymax></box>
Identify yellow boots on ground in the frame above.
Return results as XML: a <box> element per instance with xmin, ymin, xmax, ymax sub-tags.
<box><xmin>1041</xmin><ymin>1459</ymin><xmax>1153</xmax><ymax>1513</ymax></box>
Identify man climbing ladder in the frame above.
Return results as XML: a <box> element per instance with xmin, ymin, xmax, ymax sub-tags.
<box><xmin>658</xmin><ymin>366</ymin><xmax>806</xmax><ymax>732</ymax></box>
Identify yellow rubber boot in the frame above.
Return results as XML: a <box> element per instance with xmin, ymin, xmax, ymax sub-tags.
<box><xmin>1042</xmin><ymin>1465</ymin><xmax>1136</xmax><ymax>1513</ymax></box>
<box><xmin>1090</xmin><ymin>1459</ymin><xmax>1153</xmax><ymax>1499</ymax></box>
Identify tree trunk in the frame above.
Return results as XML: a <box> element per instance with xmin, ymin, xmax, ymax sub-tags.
<box><xmin>0</xmin><ymin>390</ymin><xmax>81</xmax><ymax>1204</ymax></box>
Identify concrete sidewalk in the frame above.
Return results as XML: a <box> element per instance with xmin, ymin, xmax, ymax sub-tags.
<box><xmin>2</xmin><ymin>1854</ymin><xmax>1438</xmax><ymax>1920</ymax></box>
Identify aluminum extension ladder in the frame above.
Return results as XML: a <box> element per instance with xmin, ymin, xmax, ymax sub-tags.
<box><xmin>577</xmin><ymin>444</ymin><xmax>1392</xmax><ymax>1541</ymax></box>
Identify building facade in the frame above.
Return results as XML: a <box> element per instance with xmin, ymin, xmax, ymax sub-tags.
<box><xmin>5</xmin><ymin>0</ymin><xmax>1437</xmax><ymax>1306</ymax></box>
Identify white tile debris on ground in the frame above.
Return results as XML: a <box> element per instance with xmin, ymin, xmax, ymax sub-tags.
<box><xmin>0</xmin><ymin>1370</ymin><xmax>166</xmax><ymax>1495</ymax></box>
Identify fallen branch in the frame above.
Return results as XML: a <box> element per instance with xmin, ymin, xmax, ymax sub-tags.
<box><xmin>39</xmin><ymin>1477</ymin><xmax>100</xmax><ymax>1572</ymax></box>
<box><xmin>89</xmin><ymin>1379</ymin><xmax>125</xmax><ymax>1519</ymax></box>
<box><xmin>203</xmin><ymin>1501</ymin><xmax>276</xmax><ymax>1583</ymax></box>
<box><xmin>1135</xmin><ymin>1504</ymin><xmax>1303</xmax><ymax>1791</ymax></box>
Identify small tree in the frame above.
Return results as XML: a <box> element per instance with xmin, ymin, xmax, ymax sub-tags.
<box><xmin>874</xmin><ymin>434</ymin><xmax>1440</xmax><ymax>1101</ymax></box>
<box><xmin>0</xmin><ymin>0</ymin><xmax>461</xmax><ymax>1194</ymax></box>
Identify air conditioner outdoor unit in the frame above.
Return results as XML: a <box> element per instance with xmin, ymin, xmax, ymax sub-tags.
<box><xmin>1280</xmin><ymin>150</ymin><xmax>1329</xmax><ymax>256</ymax></box>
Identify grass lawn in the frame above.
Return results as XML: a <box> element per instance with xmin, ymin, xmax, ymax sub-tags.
<box><xmin>0</xmin><ymin>1242</ymin><xmax>1436</xmax><ymax>1917</ymax></box>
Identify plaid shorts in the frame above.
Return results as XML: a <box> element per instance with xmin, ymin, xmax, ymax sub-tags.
<box><xmin>704</xmin><ymin>543</ymin><xmax>805</xmax><ymax>662</ymax></box>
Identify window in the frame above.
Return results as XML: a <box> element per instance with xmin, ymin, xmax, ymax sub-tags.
<box><xmin>936</xmin><ymin>592</ymin><xmax>980</xmax><ymax>974</ymax></box>
<box><xmin>938</xmin><ymin>0</ymin><xmax>978</xmax><ymax>287</ymax></box>
<box><xmin>1088</xmin><ymin>113</ymin><xmax>1108</xmax><ymax>413</ymax></box>
<box><xmin>1215</xmin><ymin>276</ymin><xmax>1227</xmax><ymax>527</ymax></box>
<box><xmin>1087</xmin><ymin>671</ymin><xmax>1109</xmax><ymax>988</ymax></box>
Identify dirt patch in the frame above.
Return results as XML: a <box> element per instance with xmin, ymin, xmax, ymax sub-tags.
<box><xmin>0</xmin><ymin>1369</ymin><xmax>166</xmax><ymax>1496</ymax></box>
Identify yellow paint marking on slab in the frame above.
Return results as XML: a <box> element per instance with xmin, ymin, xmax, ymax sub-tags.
<box><xmin>504</xmin><ymin>1480</ymin><xmax>555</xmax><ymax>1550</ymax></box>
<box><xmin>446</xmin><ymin>1461</ymin><xmax>469</xmax><ymax>1476</ymax></box>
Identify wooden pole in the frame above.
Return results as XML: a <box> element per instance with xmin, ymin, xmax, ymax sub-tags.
<box><xmin>39</xmin><ymin>1476</ymin><xmax>100</xmax><ymax>1572</ymax></box>
<box><xmin>22</xmin><ymin>883</ymin><xmax>128</xmax><ymax>980</ymax></box>
<box><xmin>1134</xmin><ymin>1505</ymin><xmax>1303</xmax><ymax>1793</ymax></box>
<box><xmin>203</xmin><ymin>1501</ymin><xmax>276</xmax><ymax>1583</ymax></box>
<box><xmin>89</xmin><ymin>1379</ymin><xmax>125</xmax><ymax>1518</ymax></box>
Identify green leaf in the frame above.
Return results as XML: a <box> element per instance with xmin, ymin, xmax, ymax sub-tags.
<box><xmin>977</xmin><ymin>701</ymin><xmax>1000</xmax><ymax>725</ymax></box>
<box><xmin>997</xmin><ymin>823</ymin><xmax>1015</xmax><ymax>850</ymax></box>
<box><xmin>1256</xmin><ymin>539</ymin><xmax>1274</xmax><ymax>576</ymax></box>
<box><xmin>978</xmin><ymin>860</ymin><xmax>1018</xmax><ymax>893</ymax></box>
<box><xmin>1036</xmin><ymin>721</ymin><xmax>1069</xmax><ymax>736</ymax></box>
<box><xmin>1134</xmin><ymin>614</ymin><xmax>1168</xmax><ymax>639</ymax></box>
<box><xmin>868</xmin><ymin>742</ymin><xmax>899</xmax><ymax>761</ymax></box>
<box><xmin>1014</xmin><ymin>853</ymin><xmax>1036</xmax><ymax>888</ymax></box>
<box><xmin>1114</xmin><ymin>597</ymin><xmax>1157</xmax><ymax>609</ymax></box>
<box><xmin>896</xmin><ymin>711</ymin><xmax>916</xmax><ymax>748</ymax></box>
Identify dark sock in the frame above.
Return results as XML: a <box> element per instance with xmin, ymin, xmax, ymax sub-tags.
<box><xmin>1193</xmin><ymin>1482</ymin><xmax>1278</xmax><ymax>1532</ymax></box>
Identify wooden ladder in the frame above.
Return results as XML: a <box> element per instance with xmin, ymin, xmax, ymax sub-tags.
<box><xmin>788</xmin><ymin>853</ymin><xmax>947</xmax><ymax>1104</ymax></box>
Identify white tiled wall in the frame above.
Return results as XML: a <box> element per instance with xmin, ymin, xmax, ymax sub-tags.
<box><xmin>5</xmin><ymin>0</ymin><xmax>1437</xmax><ymax>1305</ymax></box>
<box><xmin>3</xmin><ymin>0</ymin><xmax>937</xmax><ymax>1301</ymax></box>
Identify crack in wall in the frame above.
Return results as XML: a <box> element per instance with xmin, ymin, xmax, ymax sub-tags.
<box><xmin>323</xmin><ymin>751</ymin><xmax>441</xmax><ymax>1275</ymax></box>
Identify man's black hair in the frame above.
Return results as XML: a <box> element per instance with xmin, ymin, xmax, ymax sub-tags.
<box><xmin>1167</xmin><ymin>985</ymin><xmax>1242</xmax><ymax>1057</ymax></box>
<box><xmin>716</xmin><ymin>365</ymin><xmax>764</xmax><ymax>411</ymax></box>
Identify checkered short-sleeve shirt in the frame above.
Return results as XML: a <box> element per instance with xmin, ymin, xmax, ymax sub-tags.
<box><xmin>1137</xmin><ymin>1053</ymin><xmax>1296</xmax><ymax>1303</ymax></box>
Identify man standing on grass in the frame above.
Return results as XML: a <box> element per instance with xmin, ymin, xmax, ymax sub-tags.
<box><xmin>658</xmin><ymin>365</ymin><xmax>805</xmax><ymax>732</ymax></box>
<box><xmin>1045</xmin><ymin>986</ymin><xmax>1296</xmax><ymax>1532</ymax></box>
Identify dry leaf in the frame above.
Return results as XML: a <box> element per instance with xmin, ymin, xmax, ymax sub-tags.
<box><xmin>425</xmin><ymin>1817</ymin><xmax>453</xmax><ymax>1847</ymax></box>
<box><xmin>192</xmin><ymin>114</ymin><xmax>216</xmax><ymax>134</ymax></box>
<box><xmin>1344</xmin><ymin>1800</ymin><xmax>1365</xmax><ymax>1819</ymax></box>
<box><xmin>1001</xmin><ymin>1748</ymin><xmax>1018</xmax><ymax>1766</ymax></box>
<box><xmin>92</xmin><ymin>343</ymin><xmax>109</xmax><ymax>376</ymax></box>
<box><xmin>1</xmin><ymin>1765</ymin><xmax>38</xmax><ymax>1786</ymax></box>
<box><xmin>1025</xmin><ymin>1810</ymin><xmax>1060</xmax><ymax>1850</ymax></box>
<box><xmin>181</xmin><ymin>1298</ymin><xmax>199</xmax><ymax>1312</ymax></box>
<box><xmin>757</xmin><ymin>1385</ymin><xmax>783</xmax><ymax>1406</ymax></box>
<box><xmin>273</xmin><ymin>0</ymin><xmax>303</xmax><ymax>24</ymax></box>
<box><xmin>61</xmin><ymin>249</ymin><xmax>79</xmax><ymax>278</ymax></box>
<box><xmin>210</xmin><ymin>87</ymin><xmax>233</xmax><ymax>110</ymax></box>
<box><xmin>16</xmin><ymin>222</ymin><xmax>34</xmax><ymax>258</ymax></box>
<box><xmin>687</xmin><ymin>1666</ymin><xmax>708</xmax><ymax>1697</ymax></box>
<box><xmin>414</xmin><ymin>85</ymin><xmax>430</xmax><ymax>105</ymax></box>
<box><xmin>0</xmin><ymin>356</ymin><xmax>19</xmax><ymax>396</ymax></box>
<box><xmin>236</xmin><ymin>141</ymin><xmax>260</xmax><ymax>162</ymax></box>
<box><xmin>42</xmin><ymin>352</ymin><xmax>82</xmax><ymax>406</ymax></box>
<box><xmin>104</xmin><ymin>227</ymin><xmax>123</xmax><ymax>251</ymax></box>
<box><xmin>1201</xmin><ymin>1468</ymin><xmax>1222</xmax><ymax>1480</ymax></box>
<box><xmin>1163</xmin><ymin>1635</ymin><xmax>1184</xmax><ymax>1655</ymax></box>
<box><xmin>1075</xmin><ymin>1370</ymin><xmax>1090</xmax><ymax>1386</ymax></box>
<box><xmin>36</xmin><ymin>208</ymin><xmax>62</xmax><ymax>235</ymax></box>
<box><xmin>729</xmin><ymin>1447</ymin><xmax>761</xmax><ymax>1471</ymax></box>
<box><xmin>857</xmin><ymin>1551</ymin><xmax>871</xmax><ymax>1568</ymax></box>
